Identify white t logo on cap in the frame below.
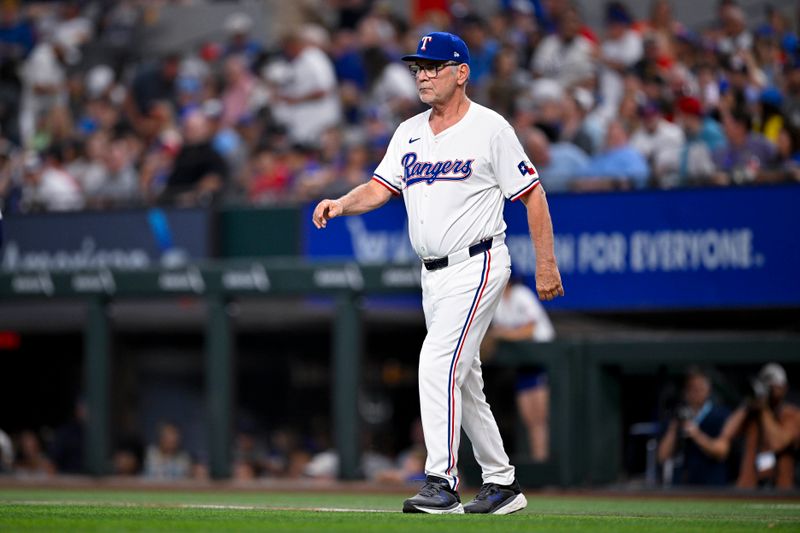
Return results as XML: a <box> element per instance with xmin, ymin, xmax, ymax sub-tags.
<box><xmin>420</xmin><ymin>36</ymin><xmax>433</xmax><ymax>50</ymax></box>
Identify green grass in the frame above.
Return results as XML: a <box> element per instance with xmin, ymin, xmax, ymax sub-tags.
<box><xmin>0</xmin><ymin>488</ymin><xmax>798</xmax><ymax>532</ymax></box>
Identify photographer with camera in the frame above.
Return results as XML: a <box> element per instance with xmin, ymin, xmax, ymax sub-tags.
<box><xmin>657</xmin><ymin>367</ymin><xmax>731</xmax><ymax>485</ymax></box>
<box><xmin>714</xmin><ymin>363</ymin><xmax>800</xmax><ymax>489</ymax></box>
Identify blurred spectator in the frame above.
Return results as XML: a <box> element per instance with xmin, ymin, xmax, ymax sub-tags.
<box><xmin>486</xmin><ymin>45</ymin><xmax>530</xmax><ymax>120</ymax></box>
<box><xmin>240</xmin><ymin>146</ymin><xmax>291</xmax><ymax>204</ymax></box>
<box><xmin>659</xmin><ymin>96</ymin><xmax>719</xmax><ymax>187</ymax></box>
<box><xmin>598</xmin><ymin>2</ymin><xmax>643</xmax><ymax>116</ymax></box>
<box><xmin>263</xmin><ymin>427</ymin><xmax>310</xmax><ymax>478</ymax></box>
<box><xmin>49</xmin><ymin>397</ymin><xmax>86</xmax><ymax>474</ymax></box>
<box><xmin>125</xmin><ymin>54</ymin><xmax>180</xmax><ymax>135</ymax></box>
<box><xmin>14</xmin><ymin>430</ymin><xmax>55</xmax><ymax>478</ymax></box>
<box><xmin>221</xmin><ymin>12</ymin><xmax>263</xmax><ymax>71</ymax></box>
<box><xmin>712</xmin><ymin>109</ymin><xmax>778</xmax><ymax>186</ymax></box>
<box><xmin>112</xmin><ymin>435</ymin><xmax>143</xmax><ymax>476</ymax></box>
<box><xmin>161</xmin><ymin>110</ymin><xmax>227</xmax><ymax>207</ymax></box>
<box><xmin>143</xmin><ymin>422</ymin><xmax>192</xmax><ymax>480</ymax></box>
<box><xmin>220</xmin><ymin>55</ymin><xmax>263</xmax><ymax>130</ymax></box>
<box><xmin>19</xmin><ymin>30</ymin><xmax>78</xmax><ymax>147</ymax></box>
<box><xmin>270</xmin><ymin>27</ymin><xmax>341</xmax><ymax>147</ymax></box>
<box><xmin>21</xmin><ymin>146</ymin><xmax>83</xmax><ymax>212</ymax></box>
<box><xmin>715</xmin><ymin>363</ymin><xmax>800</xmax><ymax>489</ymax></box>
<box><xmin>782</xmin><ymin>62</ymin><xmax>800</xmax><ymax>131</ymax></box>
<box><xmin>0</xmin><ymin>428</ymin><xmax>12</xmax><ymax>473</ymax></box>
<box><xmin>560</xmin><ymin>87</ymin><xmax>602</xmax><ymax>155</ymax></box>
<box><xmin>657</xmin><ymin>368</ymin><xmax>730</xmax><ymax>486</ymax></box>
<box><xmin>85</xmin><ymin>135</ymin><xmax>139</xmax><ymax>208</ymax></box>
<box><xmin>756</xmin><ymin>87</ymin><xmax>785</xmax><ymax>144</ymax></box>
<box><xmin>531</xmin><ymin>5</ymin><xmax>595</xmax><ymax>88</ymax></box>
<box><xmin>485</xmin><ymin>278</ymin><xmax>555</xmax><ymax>462</ymax></box>
<box><xmin>374</xmin><ymin>418</ymin><xmax>426</xmax><ymax>484</ymax></box>
<box><xmin>232</xmin><ymin>423</ymin><xmax>269</xmax><ymax>481</ymax></box>
<box><xmin>0</xmin><ymin>0</ymin><xmax>35</xmax><ymax>61</ymax></box>
<box><xmin>459</xmin><ymin>14</ymin><xmax>500</xmax><ymax>91</ymax></box>
<box><xmin>630</xmin><ymin>102</ymin><xmax>685</xmax><ymax>183</ymax></box>
<box><xmin>574</xmin><ymin>119</ymin><xmax>649</xmax><ymax>191</ymax></box>
<box><xmin>524</xmin><ymin>127</ymin><xmax>588</xmax><ymax>193</ymax></box>
<box><xmin>717</xmin><ymin>4</ymin><xmax>753</xmax><ymax>56</ymax></box>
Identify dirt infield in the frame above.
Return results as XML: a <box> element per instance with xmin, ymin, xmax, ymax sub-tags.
<box><xmin>1</xmin><ymin>476</ymin><xmax>798</xmax><ymax>501</ymax></box>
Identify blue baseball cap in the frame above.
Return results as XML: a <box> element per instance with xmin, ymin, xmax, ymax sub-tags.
<box><xmin>402</xmin><ymin>32</ymin><xmax>470</xmax><ymax>66</ymax></box>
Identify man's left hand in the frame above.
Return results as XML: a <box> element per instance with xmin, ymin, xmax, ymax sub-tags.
<box><xmin>536</xmin><ymin>262</ymin><xmax>564</xmax><ymax>301</ymax></box>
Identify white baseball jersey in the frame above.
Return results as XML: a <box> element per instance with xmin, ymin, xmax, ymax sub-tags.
<box><xmin>368</xmin><ymin>101</ymin><xmax>542</xmax><ymax>492</ymax></box>
<box><xmin>372</xmin><ymin>102</ymin><xmax>540</xmax><ymax>260</ymax></box>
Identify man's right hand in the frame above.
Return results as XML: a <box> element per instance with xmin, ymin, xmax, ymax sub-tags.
<box><xmin>312</xmin><ymin>199</ymin><xmax>343</xmax><ymax>229</ymax></box>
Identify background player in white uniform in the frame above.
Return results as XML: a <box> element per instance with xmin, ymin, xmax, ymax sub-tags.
<box><xmin>312</xmin><ymin>32</ymin><xmax>563</xmax><ymax>515</ymax></box>
<box><xmin>487</xmin><ymin>279</ymin><xmax>555</xmax><ymax>462</ymax></box>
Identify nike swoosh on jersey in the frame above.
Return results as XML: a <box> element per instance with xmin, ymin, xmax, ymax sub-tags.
<box><xmin>409</xmin><ymin>137</ymin><xmax>421</xmax><ymax>143</ymax></box>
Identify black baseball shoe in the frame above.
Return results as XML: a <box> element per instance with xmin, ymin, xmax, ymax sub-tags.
<box><xmin>463</xmin><ymin>479</ymin><xmax>527</xmax><ymax>515</ymax></box>
<box><xmin>402</xmin><ymin>475</ymin><xmax>464</xmax><ymax>514</ymax></box>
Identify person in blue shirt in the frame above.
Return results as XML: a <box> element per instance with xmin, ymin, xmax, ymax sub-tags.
<box><xmin>657</xmin><ymin>367</ymin><xmax>730</xmax><ymax>486</ymax></box>
<box><xmin>573</xmin><ymin>119</ymin><xmax>649</xmax><ymax>191</ymax></box>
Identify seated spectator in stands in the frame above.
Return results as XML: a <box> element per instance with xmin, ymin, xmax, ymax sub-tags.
<box><xmin>84</xmin><ymin>136</ymin><xmax>139</xmax><ymax>208</ymax></box>
<box><xmin>531</xmin><ymin>5</ymin><xmax>595</xmax><ymax>88</ymax></box>
<box><xmin>714</xmin><ymin>363</ymin><xmax>800</xmax><ymax>489</ymax></box>
<box><xmin>161</xmin><ymin>110</ymin><xmax>227</xmax><ymax>207</ymax></box>
<box><xmin>20</xmin><ymin>146</ymin><xmax>84</xmax><ymax>212</ymax></box>
<box><xmin>19</xmin><ymin>29</ymin><xmax>78</xmax><ymax>148</ymax></box>
<box><xmin>712</xmin><ymin>109</ymin><xmax>778</xmax><ymax>185</ymax></box>
<box><xmin>0</xmin><ymin>1</ymin><xmax>35</xmax><ymax>61</ymax></box>
<box><xmin>657</xmin><ymin>368</ymin><xmax>730</xmax><ymax>486</ymax></box>
<box><xmin>782</xmin><ymin>60</ymin><xmax>800</xmax><ymax>131</ymax></box>
<box><xmin>112</xmin><ymin>436</ymin><xmax>144</xmax><ymax>477</ymax></box>
<box><xmin>573</xmin><ymin>119</ymin><xmax>649</xmax><ymax>191</ymax></box>
<box><xmin>232</xmin><ymin>422</ymin><xmax>269</xmax><ymax>481</ymax></box>
<box><xmin>143</xmin><ymin>422</ymin><xmax>192</xmax><ymax>480</ymax></box>
<box><xmin>560</xmin><ymin>87</ymin><xmax>602</xmax><ymax>155</ymax></box>
<box><xmin>14</xmin><ymin>430</ymin><xmax>55</xmax><ymax>478</ymax></box>
<box><xmin>0</xmin><ymin>428</ymin><xmax>13</xmax><ymax>473</ymax></box>
<box><xmin>658</xmin><ymin>96</ymin><xmax>719</xmax><ymax>188</ymax></box>
<box><xmin>630</xmin><ymin>101</ymin><xmax>685</xmax><ymax>171</ymax></box>
<box><xmin>49</xmin><ymin>397</ymin><xmax>86</xmax><ymax>474</ymax></box>
<box><xmin>241</xmin><ymin>146</ymin><xmax>291</xmax><ymax>204</ymax></box>
<box><xmin>484</xmin><ymin>278</ymin><xmax>556</xmax><ymax>462</ymax></box>
<box><xmin>524</xmin><ymin>128</ymin><xmax>589</xmax><ymax>193</ymax></box>
<box><xmin>374</xmin><ymin>418</ymin><xmax>426</xmax><ymax>484</ymax></box>
<box><xmin>460</xmin><ymin>14</ymin><xmax>500</xmax><ymax>91</ymax></box>
<box><xmin>598</xmin><ymin>2</ymin><xmax>643</xmax><ymax>120</ymax></box>
<box><xmin>221</xmin><ymin>12</ymin><xmax>263</xmax><ymax>71</ymax></box>
<box><xmin>486</xmin><ymin>45</ymin><xmax>531</xmax><ymax>120</ymax></box>
<box><xmin>270</xmin><ymin>27</ymin><xmax>341</xmax><ymax>147</ymax></box>
<box><xmin>756</xmin><ymin>87</ymin><xmax>785</xmax><ymax>144</ymax></box>
<box><xmin>125</xmin><ymin>54</ymin><xmax>180</xmax><ymax>135</ymax></box>
<box><xmin>773</xmin><ymin>126</ymin><xmax>800</xmax><ymax>183</ymax></box>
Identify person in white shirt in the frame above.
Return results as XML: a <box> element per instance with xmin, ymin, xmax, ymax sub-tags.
<box><xmin>531</xmin><ymin>6</ymin><xmax>595</xmax><ymax>88</ymax></box>
<box><xmin>272</xmin><ymin>28</ymin><xmax>341</xmax><ymax>147</ymax></box>
<box><xmin>487</xmin><ymin>278</ymin><xmax>555</xmax><ymax>462</ymax></box>
<box><xmin>630</xmin><ymin>102</ymin><xmax>685</xmax><ymax>172</ymax></box>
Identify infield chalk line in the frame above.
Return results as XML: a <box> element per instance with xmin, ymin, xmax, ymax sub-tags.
<box><xmin>3</xmin><ymin>500</ymin><xmax>400</xmax><ymax>513</ymax></box>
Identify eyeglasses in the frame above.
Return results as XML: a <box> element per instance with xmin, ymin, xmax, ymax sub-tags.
<box><xmin>408</xmin><ymin>61</ymin><xmax>459</xmax><ymax>78</ymax></box>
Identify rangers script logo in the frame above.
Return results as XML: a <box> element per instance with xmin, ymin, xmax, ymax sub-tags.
<box><xmin>402</xmin><ymin>152</ymin><xmax>475</xmax><ymax>187</ymax></box>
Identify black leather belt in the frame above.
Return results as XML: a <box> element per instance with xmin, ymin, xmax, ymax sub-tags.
<box><xmin>423</xmin><ymin>238</ymin><xmax>493</xmax><ymax>271</ymax></box>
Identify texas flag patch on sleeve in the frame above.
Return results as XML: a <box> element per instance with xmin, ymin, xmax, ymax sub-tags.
<box><xmin>517</xmin><ymin>160</ymin><xmax>537</xmax><ymax>177</ymax></box>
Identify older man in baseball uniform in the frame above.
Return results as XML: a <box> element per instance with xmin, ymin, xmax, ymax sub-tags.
<box><xmin>313</xmin><ymin>32</ymin><xmax>563</xmax><ymax>514</ymax></box>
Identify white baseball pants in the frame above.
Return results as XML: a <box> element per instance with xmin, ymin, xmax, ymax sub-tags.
<box><xmin>419</xmin><ymin>242</ymin><xmax>515</xmax><ymax>491</ymax></box>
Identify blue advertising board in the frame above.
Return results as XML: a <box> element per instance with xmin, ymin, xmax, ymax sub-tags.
<box><xmin>1</xmin><ymin>208</ymin><xmax>210</xmax><ymax>272</ymax></box>
<box><xmin>303</xmin><ymin>185</ymin><xmax>800</xmax><ymax>311</ymax></box>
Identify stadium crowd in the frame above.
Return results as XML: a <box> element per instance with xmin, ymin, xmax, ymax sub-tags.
<box><xmin>0</xmin><ymin>0</ymin><xmax>799</xmax><ymax>214</ymax></box>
